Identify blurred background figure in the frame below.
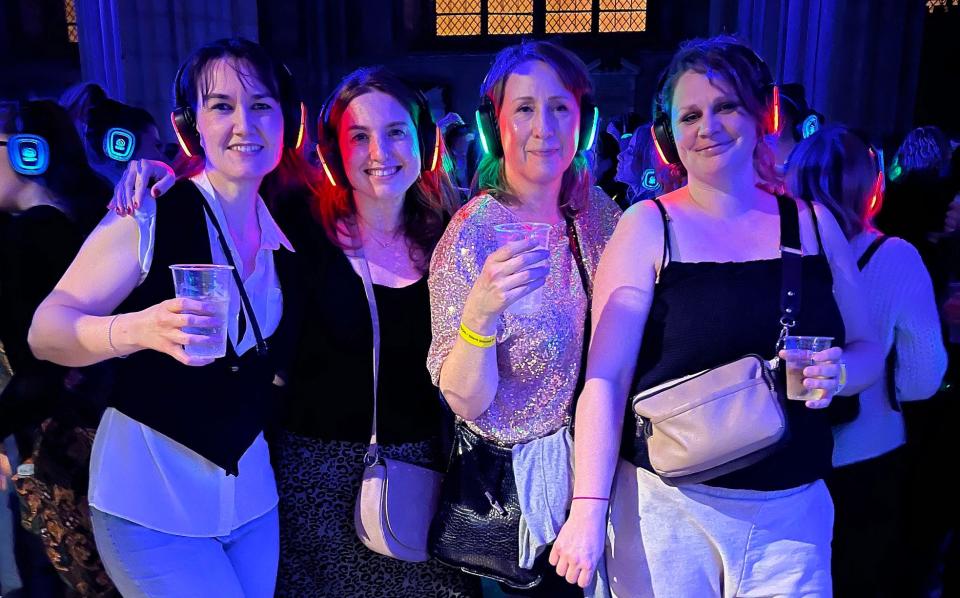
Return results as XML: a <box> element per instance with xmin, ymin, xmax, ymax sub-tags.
<box><xmin>60</xmin><ymin>83</ymin><xmax>167</xmax><ymax>185</ymax></box>
<box><xmin>613</xmin><ymin>123</ymin><xmax>662</xmax><ymax>208</ymax></box>
<box><xmin>773</xmin><ymin>83</ymin><xmax>824</xmax><ymax>176</ymax></box>
<box><xmin>440</xmin><ymin>112</ymin><xmax>477</xmax><ymax>196</ymax></box>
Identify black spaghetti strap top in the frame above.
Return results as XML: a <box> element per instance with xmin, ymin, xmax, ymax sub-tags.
<box><xmin>622</xmin><ymin>198</ymin><xmax>846</xmax><ymax>490</ymax></box>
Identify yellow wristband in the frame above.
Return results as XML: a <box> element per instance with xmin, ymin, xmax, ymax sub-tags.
<box><xmin>837</xmin><ymin>362</ymin><xmax>847</xmax><ymax>393</ymax></box>
<box><xmin>459</xmin><ymin>322</ymin><xmax>496</xmax><ymax>348</ymax></box>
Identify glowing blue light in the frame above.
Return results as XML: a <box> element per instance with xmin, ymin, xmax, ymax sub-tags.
<box><xmin>641</xmin><ymin>168</ymin><xmax>661</xmax><ymax>191</ymax></box>
<box><xmin>801</xmin><ymin>114</ymin><xmax>820</xmax><ymax>139</ymax></box>
<box><xmin>104</xmin><ymin>127</ymin><xmax>136</xmax><ymax>162</ymax></box>
<box><xmin>6</xmin><ymin>134</ymin><xmax>49</xmax><ymax>175</ymax></box>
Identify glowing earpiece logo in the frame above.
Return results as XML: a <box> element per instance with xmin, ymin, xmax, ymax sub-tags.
<box><xmin>104</xmin><ymin>127</ymin><xmax>136</xmax><ymax>162</ymax></box>
<box><xmin>3</xmin><ymin>134</ymin><xmax>49</xmax><ymax>175</ymax></box>
<box><xmin>801</xmin><ymin>114</ymin><xmax>820</xmax><ymax>139</ymax></box>
<box><xmin>641</xmin><ymin>168</ymin><xmax>661</xmax><ymax>191</ymax></box>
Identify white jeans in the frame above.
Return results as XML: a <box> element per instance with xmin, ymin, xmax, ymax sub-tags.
<box><xmin>607</xmin><ymin>460</ymin><xmax>834</xmax><ymax>598</ymax></box>
<box><xmin>90</xmin><ymin>506</ymin><xmax>279</xmax><ymax>598</ymax></box>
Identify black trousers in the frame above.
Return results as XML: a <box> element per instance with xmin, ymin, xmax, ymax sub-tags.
<box><xmin>826</xmin><ymin>447</ymin><xmax>906</xmax><ymax>598</ymax></box>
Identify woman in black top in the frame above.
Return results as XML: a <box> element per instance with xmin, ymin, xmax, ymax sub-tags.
<box><xmin>549</xmin><ymin>37</ymin><xmax>882</xmax><ymax>595</ymax></box>
<box><xmin>271</xmin><ymin>66</ymin><xmax>478</xmax><ymax>598</ymax></box>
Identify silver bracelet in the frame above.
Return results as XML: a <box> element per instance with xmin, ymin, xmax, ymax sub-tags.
<box><xmin>107</xmin><ymin>314</ymin><xmax>121</xmax><ymax>355</ymax></box>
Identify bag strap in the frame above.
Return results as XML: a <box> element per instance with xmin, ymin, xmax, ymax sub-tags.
<box><xmin>651</xmin><ymin>198</ymin><xmax>670</xmax><ymax>282</ymax></box>
<box><xmin>565</xmin><ymin>215</ymin><xmax>591</xmax><ymax>431</ymax></box>
<box><xmin>857</xmin><ymin>235</ymin><xmax>890</xmax><ymax>271</ymax></box>
<box><xmin>775</xmin><ymin>195</ymin><xmax>803</xmax><ymax>356</ymax></box>
<box><xmin>198</xmin><ymin>199</ymin><xmax>268</xmax><ymax>356</ymax></box>
<box><xmin>344</xmin><ymin>223</ymin><xmax>382</xmax><ymax>466</ymax></box>
<box><xmin>855</xmin><ymin>235</ymin><xmax>900</xmax><ymax>411</ymax></box>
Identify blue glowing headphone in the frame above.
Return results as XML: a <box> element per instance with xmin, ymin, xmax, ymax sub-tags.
<box><xmin>102</xmin><ymin>127</ymin><xmax>137</xmax><ymax>162</ymax></box>
<box><xmin>641</xmin><ymin>168</ymin><xmax>660</xmax><ymax>191</ymax></box>
<box><xmin>1</xmin><ymin>102</ymin><xmax>50</xmax><ymax>176</ymax></box>
<box><xmin>1</xmin><ymin>134</ymin><xmax>50</xmax><ymax>176</ymax></box>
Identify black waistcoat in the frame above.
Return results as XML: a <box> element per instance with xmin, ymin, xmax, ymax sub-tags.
<box><xmin>108</xmin><ymin>180</ymin><xmax>299</xmax><ymax>475</ymax></box>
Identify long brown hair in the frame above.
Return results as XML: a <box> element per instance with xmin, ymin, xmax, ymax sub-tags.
<box><xmin>314</xmin><ymin>66</ymin><xmax>460</xmax><ymax>273</ymax></box>
<box><xmin>474</xmin><ymin>40</ymin><xmax>595</xmax><ymax>217</ymax></box>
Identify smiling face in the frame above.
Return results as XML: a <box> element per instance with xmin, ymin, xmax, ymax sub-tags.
<box><xmin>499</xmin><ymin>60</ymin><xmax>580</xmax><ymax>192</ymax></box>
<box><xmin>194</xmin><ymin>58</ymin><xmax>284</xmax><ymax>184</ymax></box>
<box><xmin>338</xmin><ymin>90</ymin><xmax>421</xmax><ymax>204</ymax></box>
<box><xmin>670</xmin><ymin>70</ymin><xmax>759</xmax><ymax>184</ymax></box>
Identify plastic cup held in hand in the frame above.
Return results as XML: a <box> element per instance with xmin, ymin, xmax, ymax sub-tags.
<box><xmin>493</xmin><ymin>222</ymin><xmax>551</xmax><ymax>315</ymax></box>
<box><xmin>784</xmin><ymin>335</ymin><xmax>834</xmax><ymax>401</ymax></box>
<box><xmin>169</xmin><ymin>264</ymin><xmax>232</xmax><ymax>359</ymax></box>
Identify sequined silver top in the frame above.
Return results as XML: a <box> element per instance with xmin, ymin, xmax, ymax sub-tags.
<box><xmin>427</xmin><ymin>188</ymin><xmax>621</xmax><ymax>444</ymax></box>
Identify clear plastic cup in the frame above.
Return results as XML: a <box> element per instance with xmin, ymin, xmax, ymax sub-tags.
<box><xmin>493</xmin><ymin>222</ymin><xmax>551</xmax><ymax>316</ymax></box>
<box><xmin>169</xmin><ymin>264</ymin><xmax>232</xmax><ymax>358</ymax></box>
<box><xmin>784</xmin><ymin>335</ymin><xmax>834</xmax><ymax>400</ymax></box>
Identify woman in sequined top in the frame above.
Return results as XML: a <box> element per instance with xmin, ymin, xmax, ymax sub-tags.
<box><xmin>426</xmin><ymin>42</ymin><xmax>619</xmax><ymax>596</ymax></box>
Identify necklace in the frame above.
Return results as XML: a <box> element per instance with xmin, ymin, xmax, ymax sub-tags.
<box><xmin>360</xmin><ymin>222</ymin><xmax>401</xmax><ymax>250</ymax></box>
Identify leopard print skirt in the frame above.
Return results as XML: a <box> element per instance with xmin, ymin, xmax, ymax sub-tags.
<box><xmin>274</xmin><ymin>431</ymin><xmax>481</xmax><ymax>598</ymax></box>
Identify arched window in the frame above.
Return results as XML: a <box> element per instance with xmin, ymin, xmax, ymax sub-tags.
<box><xmin>435</xmin><ymin>0</ymin><xmax>647</xmax><ymax>36</ymax></box>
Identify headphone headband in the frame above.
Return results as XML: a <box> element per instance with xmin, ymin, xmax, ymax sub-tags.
<box><xmin>315</xmin><ymin>76</ymin><xmax>440</xmax><ymax>188</ymax></box>
<box><xmin>170</xmin><ymin>53</ymin><xmax>305</xmax><ymax>158</ymax></box>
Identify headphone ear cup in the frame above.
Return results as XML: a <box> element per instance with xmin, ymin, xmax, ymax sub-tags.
<box><xmin>475</xmin><ymin>100</ymin><xmax>502</xmax><ymax>158</ymax></box>
<box><xmin>171</xmin><ymin>107</ymin><xmax>202</xmax><ymax>158</ymax></box>
<box><xmin>577</xmin><ymin>99</ymin><xmax>599</xmax><ymax>152</ymax></box>
<box><xmin>651</xmin><ymin>116</ymin><xmax>679</xmax><ymax>165</ymax></box>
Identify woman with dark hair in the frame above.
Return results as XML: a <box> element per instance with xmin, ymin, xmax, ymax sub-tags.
<box><xmin>788</xmin><ymin>124</ymin><xmax>946</xmax><ymax>597</ymax></box>
<box><xmin>0</xmin><ymin>99</ymin><xmax>114</xmax><ymax>597</ymax></box>
<box><xmin>60</xmin><ymin>82</ymin><xmax>166</xmax><ymax>184</ymax></box>
<box><xmin>109</xmin><ymin>65</ymin><xmax>479</xmax><ymax>597</ymax></box>
<box><xmin>550</xmin><ymin>36</ymin><xmax>881</xmax><ymax>596</ymax></box>
<box><xmin>29</xmin><ymin>38</ymin><xmax>311</xmax><ymax>597</ymax></box>
<box><xmin>427</xmin><ymin>39</ymin><xmax>620</xmax><ymax>596</ymax></box>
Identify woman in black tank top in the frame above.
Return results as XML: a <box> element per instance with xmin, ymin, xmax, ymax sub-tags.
<box><xmin>548</xmin><ymin>37</ymin><xmax>883</xmax><ymax>596</ymax></box>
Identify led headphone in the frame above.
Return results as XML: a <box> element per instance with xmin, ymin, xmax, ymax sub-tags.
<box><xmin>474</xmin><ymin>84</ymin><xmax>599</xmax><ymax>158</ymax></box>
<box><xmin>102</xmin><ymin>127</ymin><xmax>137</xmax><ymax>162</ymax></box>
<box><xmin>779</xmin><ymin>85</ymin><xmax>824</xmax><ymax>142</ymax></box>
<box><xmin>867</xmin><ymin>145</ymin><xmax>885</xmax><ymax>217</ymax></box>
<box><xmin>0</xmin><ymin>102</ymin><xmax>50</xmax><ymax>176</ymax></box>
<box><xmin>651</xmin><ymin>44</ymin><xmax>780</xmax><ymax>166</ymax></box>
<box><xmin>315</xmin><ymin>85</ymin><xmax>441</xmax><ymax>188</ymax></box>
<box><xmin>170</xmin><ymin>60</ymin><xmax>306</xmax><ymax>158</ymax></box>
<box><xmin>641</xmin><ymin>168</ymin><xmax>661</xmax><ymax>191</ymax></box>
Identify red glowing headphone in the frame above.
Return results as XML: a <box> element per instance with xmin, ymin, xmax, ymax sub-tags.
<box><xmin>315</xmin><ymin>84</ymin><xmax>440</xmax><ymax>188</ymax></box>
<box><xmin>650</xmin><ymin>44</ymin><xmax>780</xmax><ymax>166</ymax></box>
<box><xmin>866</xmin><ymin>145</ymin><xmax>885</xmax><ymax>217</ymax></box>
<box><xmin>170</xmin><ymin>60</ymin><xmax>306</xmax><ymax>158</ymax></box>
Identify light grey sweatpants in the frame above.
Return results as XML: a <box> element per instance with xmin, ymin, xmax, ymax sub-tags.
<box><xmin>606</xmin><ymin>459</ymin><xmax>833</xmax><ymax>598</ymax></box>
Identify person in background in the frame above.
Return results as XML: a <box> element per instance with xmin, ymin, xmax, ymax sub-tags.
<box><xmin>60</xmin><ymin>83</ymin><xmax>166</xmax><ymax>187</ymax></box>
<box><xmin>614</xmin><ymin>123</ymin><xmax>662</xmax><ymax>207</ymax></box>
<box><xmin>877</xmin><ymin>125</ymin><xmax>960</xmax><ymax>597</ymax></box>
<box><xmin>0</xmin><ymin>99</ymin><xmax>113</xmax><ymax>597</ymax></box>
<box><xmin>443</xmin><ymin>117</ymin><xmax>477</xmax><ymax>195</ymax></box>
<box><xmin>788</xmin><ymin>124</ymin><xmax>947</xmax><ymax>597</ymax></box>
<box><xmin>772</xmin><ymin>83</ymin><xmax>823</xmax><ymax>176</ymax></box>
<box><xmin>593</xmin><ymin>130</ymin><xmax>627</xmax><ymax>209</ymax></box>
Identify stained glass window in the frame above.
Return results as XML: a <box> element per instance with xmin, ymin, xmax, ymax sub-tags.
<box><xmin>64</xmin><ymin>0</ymin><xmax>78</xmax><ymax>43</ymax></box>
<box><xmin>436</xmin><ymin>0</ymin><xmax>647</xmax><ymax>37</ymax></box>
<box><xmin>545</xmin><ymin>0</ymin><xmax>592</xmax><ymax>34</ymax></box>
<box><xmin>599</xmin><ymin>0</ymin><xmax>647</xmax><ymax>33</ymax></box>
<box><xmin>436</xmin><ymin>0</ymin><xmax>482</xmax><ymax>36</ymax></box>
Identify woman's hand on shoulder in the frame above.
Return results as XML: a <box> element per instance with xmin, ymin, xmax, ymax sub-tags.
<box><xmin>108</xmin><ymin>159</ymin><xmax>176</xmax><ymax>216</ymax></box>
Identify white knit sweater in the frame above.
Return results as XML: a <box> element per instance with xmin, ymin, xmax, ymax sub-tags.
<box><xmin>832</xmin><ymin>231</ymin><xmax>948</xmax><ymax>467</ymax></box>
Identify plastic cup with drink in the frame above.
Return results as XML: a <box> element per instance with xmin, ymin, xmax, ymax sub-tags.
<box><xmin>169</xmin><ymin>264</ymin><xmax>232</xmax><ymax>359</ymax></box>
<box><xmin>492</xmin><ymin>222</ymin><xmax>551</xmax><ymax>316</ymax></box>
<box><xmin>783</xmin><ymin>335</ymin><xmax>834</xmax><ymax>401</ymax></box>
